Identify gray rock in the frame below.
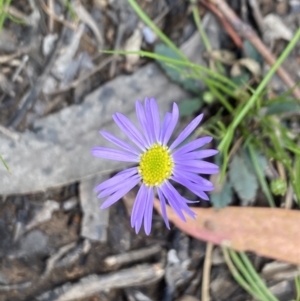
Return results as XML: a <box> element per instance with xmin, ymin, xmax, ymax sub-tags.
<box><xmin>0</xmin><ymin>63</ymin><xmax>189</xmax><ymax>196</ymax></box>
<box><xmin>0</xmin><ymin>29</ymin><xmax>215</xmax><ymax>196</ymax></box>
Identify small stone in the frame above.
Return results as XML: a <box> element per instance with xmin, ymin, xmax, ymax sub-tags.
<box><xmin>63</xmin><ymin>197</ymin><xmax>78</xmax><ymax>211</ymax></box>
<box><xmin>269</xmin><ymin>280</ymin><xmax>294</xmax><ymax>301</ymax></box>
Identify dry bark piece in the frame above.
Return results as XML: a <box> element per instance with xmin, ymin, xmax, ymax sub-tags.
<box><xmin>80</xmin><ymin>174</ymin><xmax>109</xmax><ymax>242</ymax></box>
<box><xmin>210</xmin><ymin>272</ymin><xmax>238</xmax><ymax>300</ymax></box>
<box><xmin>104</xmin><ymin>244</ymin><xmax>162</xmax><ymax>267</ymax></box>
<box><xmin>269</xmin><ymin>280</ymin><xmax>295</xmax><ymax>301</ymax></box>
<box><xmin>125</xmin><ymin>289</ymin><xmax>154</xmax><ymax>301</ymax></box>
<box><xmin>26</xmin><ymin>200</ymin><xmax>60</xmax><ymax>231</ymax></box>
<box><xmin>71</xmin><ymin>1</ymin><xmax>104</xmax><ymax>46</ymax></box>
<box><xmin>154</xmin><ymin>200</ymin><xmax>300</xmax><ymax>265</ymax></box>
<box><xmin>177</xmin><ymin>296</ymin><xmax>200</xmax><ymax>301</ymax></box>
<box><xmin>165</xmin><ymin>249</ymin><xmax>194</xmax><ymax>300</ymax></box>
<box><xmin>36</xmin><ymin>264</ymin><xmax>164</xmax><ymax>301</ymax></box>
<box><xmin>261</xmin><ymin>261</ymin><xmax>300</xmax><ymax>281</ymax></box>
<box><xmin>42</xmin><ymin>242</ymin><xmax>77</xmax><ymax>278</ymax></box>
<box><xmin>0</xmin><ymin>281</ymin><xmax>31</xmax><ymax>292</ymax></box>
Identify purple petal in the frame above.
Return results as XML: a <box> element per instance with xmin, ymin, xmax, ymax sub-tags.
<box><xmin>136</xmin><ymin>101</ymin><xmax>151</xmax><ymax>147</ymax></box>
<box><xmin>173</xmin><ymin>167</ymin><xmax>213</xmax><ymax>187</ymax></box>
<box><xmin>92</xmin><ymin>147</ymin><xmax>139</xmax><ymax>162</ymax></box>
<box><xmin>173</xmin><ymin>149</ymin><xmax>218</xmax><ymax>161</ymax></box>
<box><xmin>143</xmin><ymin>186</ymin><xmax>154</xmax><ymax>235</ymax></box>
<box><xmin>160</xmin><ymin>181</ymin><xmax>196</xmax><ymax>221</ymax></box>
<box><xmin>113</xmin><ymin>113</ymin><xmax>147</xmax><ymax>150</ymax></box>
<box><xmin>100</xmin><ymin>176</ymin><xmax>140</xmax><ymax>209</ymax></box>
<box><xmin>94</xmin><ymin>167</ymin><xmax>138</xmax><ymax>192</ymax></box>
<box><xmin>175</xmin><ymin>160</ymin><xmax>219</xmax><ymax>170</ymax></box>
<box><xmin>159</xmin><ymin>112</ymin><xmax>171</xmax><ymax>143</ymax></box>
<box><xmin>134</xmin><ymin>185</ymin><xmax>148</xmax><ymax>233</ymax></box>
<box><xmin>171</xmin><ymin>175</ymin><xmax>212</xmax><ymax>200</ymax></box>
<box><xmin>157</xmin><ymin>188</ymin><xmax>170</xmax><ymax>229</ymax></box>
<box><xmin>170</xmin><ymin>114</ymin><xmax>203</xmax><ymax>151</ymax></box>
<box><xmin>162</xmin><ymin>103</ymin><xmax>179</xmax><ymax>145</ymax></box>
<box><xmin>144</xmin><ymin>98</ymin><xmax>156</xmax><ymax>144</ymax></box>
<box><xmin>175</xmin><ymin>160</ymin><xmax>219</xmax><ymax>172</ymax></box>
<box><xmin>100</xmin><ymin>131</ymin><xmax>140</xmax><ymax>155</ymax></box>
<box><xmin>173</xmin><ymin>136</ymin><xmax>212</xmax><ymax>156</ymax></box>
<box><xmin>149</xmin><ymin>98</ymin><xmax>160</xmax><ymax>142</ymax></box>
<box><xmin>98</xmin><ymin>174</ymin><xmax>141</xmax><ymax>198</ymax></box>
<box><xmin>158</xmin><ymin>185</ymin><xmax>186</xmax><ymax>222</ymax></box>
<box><xmin>131</xmin><ymin>184</ymin><xmax>146</xmax><ymax>229</ymax></box>
<box><xmin>173</xmin><ymin>163</ymin><xmax>219</xmax><ymax>175</ymax></box>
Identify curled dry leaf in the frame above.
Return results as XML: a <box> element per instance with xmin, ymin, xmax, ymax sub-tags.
<box><xmin>263</xmin><ymin>14</ymin><xmax>293</xmax><ymax>43</ymax></box>
<box><xmin>124</xmin><ymin>28</ymin><xmax>142</xmax><ymax>71</ymax></box>
<box><xmin>153</xmin><ymin>200</ymin><xmax>300</xmax><ymax>265</ymax></box>
<box><xmin>205</xmin><ymin>49</ymin><xmax>236</xmax><ymax>65</ymax></box>
<box><xmin>238</xmin><ymin>58</ymin><xmax>261</xmax><ymax>78</ymax></box>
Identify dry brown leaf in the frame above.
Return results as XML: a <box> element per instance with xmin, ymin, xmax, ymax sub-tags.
<box><xmin>238</xmin><ymin>58</ymin><xmax>261</xmax><ymax>78</ymax></box>
<box><xmin>124</xmin><ymin>28</ymin><xmax>142</xmax><ymax>70</ymax></box>
<box><xmin>206</xmin><ymin>50</ymin><xmax>237</xmax><ymax>65</ymax></box>
<box><xmin>153</xmin><ymin>200</ymin><xmax>300</xmax><ymax>265</ymax></box>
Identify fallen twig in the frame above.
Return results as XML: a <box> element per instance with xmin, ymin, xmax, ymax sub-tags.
<box><xmin>202</xmin><ymin>242</ymin><xmax>213</xmax><ymax>301</ymax></box>
<box><xmin>199</xmin><ymin>0</ymin><xmax>243</xmax><ymax>48</ymax></box>
<box><xmin>104</xmin><ymin>245</ymin><xmax>162</xmax><ymax>267</ymax></box>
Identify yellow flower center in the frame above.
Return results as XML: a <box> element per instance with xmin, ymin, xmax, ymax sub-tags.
<box><xmin>138</xmin><ymin>143</ymin><xmax>174</xmax><ymax>186</ymax></box>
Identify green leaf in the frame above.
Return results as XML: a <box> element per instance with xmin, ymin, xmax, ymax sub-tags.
<box><xmin>265</xmin><ymin>100</ymin><xmax>300</xmax><ymax>115</ymax></box>
<box><xmin>229</xmin><ymin>154</ymin><xmax>258</xmax><ymax>205</ymax></box>
<box><xmin>231</xmin><ymin>71</ymin><xmax>250</xmax><ymax>86</ymax></box>
<box><xmin>178</xmin><ymin>98</ymin><xmax>203</xmax><ymax>117</ymax></box>
<box><xmin>242</xmin><ymin>148</ymin><xmax>268</xmax><ymax>177</ymax></box>
<box><xmin>243</xmin><ymin>40</ymin><xmax>263</xmax><ymax>64</ymax></box>
<box><xmin>210</xmin><ymin>179</ymin><xmax>233</xmax><ymax>208</ymax></box>
<box><xmin>154</xmin><ymin>44</ymin><xmax>201</xmax><ymax>93</ymax></box>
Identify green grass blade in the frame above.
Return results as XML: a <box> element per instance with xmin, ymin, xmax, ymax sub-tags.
<box><xmin>0</xmin><ymin>154</ymin><xmax>9</xmax><ymax>172</ymax></box>
<box><xmin>248</xmin><ymin>143</ymin><xmax>275</xmax><ymax>207</ymax></box>
<box><xmin>219</xmin><ymin>28</ymin><xmax>300</xmax><ymax>153</ymax></box>
<box><xmin>127</xmin><ymin>0</ymin><xmax>188</xmax><ymax>62</ymax></box>
<box><xmin>239</xmin><ymin>252</ymin><xmax>280</xmax><ymax>301</ymax></box>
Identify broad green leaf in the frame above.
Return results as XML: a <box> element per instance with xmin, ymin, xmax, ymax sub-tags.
<box><xmin>229</xmin><ymin>154</ymin><xmax>258</xmax><ymax>205</ymax></box>
<box><xmin>265</xmin><ymin>101</ymin><xmax>300</xmax><ymax>115</ymax></box>
<box><xmin>231</xmin><ymin>70</ymin><xmax>250</xmax><ymax>86</ymax></box>
<box><xmin>242</xmin><ymin>148</ymin><xmax>268</xmax><ymax>177</ymax></box>
<box><xmin>210</xmin><ymin>179</ymin><xmax>233</xmax><ymax>208</ymax></box>
<box><xmin>243</xmin><ymin>40</ymin><xmax>263</xmax><ymax>64</ymax></box>
<box><xmin>178</xmin><ymin>98</ymin><xmax>203</xmax><ymax>117</ymax></box>
<box><xmin>154</xmin><ymin>44</ymin><xmax>201</xmax><ymax>93</ymax></box>
<box><xmin>247</xmin><ymin>145</ymin><xmax>275</xmax><ymax>207</ymax></box>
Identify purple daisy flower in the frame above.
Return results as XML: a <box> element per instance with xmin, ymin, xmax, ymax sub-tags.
<box><xmin>92</xmin><ymin>97</ymin><xmax>219</xmax><ymax>235</ymax></box>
